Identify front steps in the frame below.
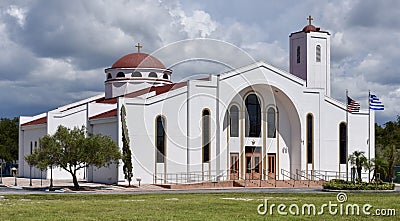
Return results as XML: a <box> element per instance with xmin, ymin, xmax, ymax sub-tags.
<box><xmin>156</xmin><ymin>179</ymin><xmax>326</xmax><ymax>189</ymax></box>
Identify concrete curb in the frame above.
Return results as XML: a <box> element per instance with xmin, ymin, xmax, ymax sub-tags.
<box><xmin>322</xmin><ymin>189</ymin><xmax>396</xmax><ymax>193</ymax></box>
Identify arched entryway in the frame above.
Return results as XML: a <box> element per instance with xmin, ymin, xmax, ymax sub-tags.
<box><xmin>225</xmin><ymin>84</ymin><xmax>301</xmax><ymax>180</ymax></box>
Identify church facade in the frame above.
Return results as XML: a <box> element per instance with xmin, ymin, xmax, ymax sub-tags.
<box><xmin>19</xmin><ymin>22</ymin><xmax>374</xmax><ymax>184</ymax></box>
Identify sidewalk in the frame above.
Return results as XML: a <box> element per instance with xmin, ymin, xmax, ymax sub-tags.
<box><xmin>0</xmin><ymin>176</ymin><xmax>170</xmax><ymax>192</ymax></box>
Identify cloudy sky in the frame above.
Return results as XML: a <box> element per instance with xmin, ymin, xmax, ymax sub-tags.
<box><xmin>0</xmin><ymin>0</ymin><xmax>399</xmax><ymax>124</ymax></box>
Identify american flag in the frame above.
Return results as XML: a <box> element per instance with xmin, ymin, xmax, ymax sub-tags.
<box><xmin>347</xmin><ymin>96</ymin><xmax>360</xmax><ymax>112</ymax></box>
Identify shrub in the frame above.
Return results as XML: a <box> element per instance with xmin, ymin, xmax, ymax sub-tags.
<box><xmin>323</xmin><ymin>179</ymin><xmax>394</xmax><ymax>190</ymax></box>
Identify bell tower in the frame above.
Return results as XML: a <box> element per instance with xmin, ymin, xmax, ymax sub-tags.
<box><xmin>289</xmin><ymin>16</ymin><xmax>331</xmax><ymax>96</ymax></box>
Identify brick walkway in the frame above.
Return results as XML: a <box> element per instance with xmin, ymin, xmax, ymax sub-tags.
<box><xmin>0</xmin><ymin>177</ymin><xmax>329</xmax><ymax>193</ymax></box>
<box><xmin>0</xmin><ymin>176</ymin><xmax>174</xmax><ymax>192</ymax></box>
<box><xmin>0</xmin><ymin>177</ymin><xmax>127</xmax><ymax>191</ymax></box>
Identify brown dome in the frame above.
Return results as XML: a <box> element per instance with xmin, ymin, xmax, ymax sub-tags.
<box><xmin>302</xmin><ymin>25</ymin><xmax>320</xmax><ymax>33</ymax></box>
<box><xmin>111</xmin><ymin>53</ymin><xmax>166</xmax><ymax>69</ymax></box>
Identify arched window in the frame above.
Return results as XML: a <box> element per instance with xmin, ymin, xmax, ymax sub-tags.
<box><xmin>316</xmin><ymin>45</ymin><xmax>321</xmax><ymax>62</ymax></box>
<box><xmin>229</xmin><ymin>105</ymin><xmax>239</xmax><ymax>137</ymax></box>
<box><xmin>267</xmin><ymin>107</ymin><xmax>276</xmax><ymax>138</ymax></box>
<box><xmin>107</xmin><ymin>73</ymin><xmax>112</xmax><ymax>80</ymax></box>
<box><xmin>296</xmin><ymin>46</ymin><xmax>301</xmax><ymax>63</ymax></box>
<box><xmin>163</xmin><ymin>73</ymin><xmax>169</xmax><ymax>80</ymax></box>
<box><xmin>131</xmin><ymin>71</ymin><xmax>142</xmax><ymax>77</ymax></box>
<box><xmin>245</xmin><ymin>94</ymin><xmax>261</xmax><ymax>137</ymax></box>
<box><xmin>306</xmin><ymin>114</ymin><xmax>313</xmax><ymax>164</ymax></box>
<box><xmin>202</xmin><ymin>109</ymin><xmax>210</xmax><ymax>163</ymax></box>
<box><xmin>149</xmin><ymin>72</ymin><xmax>158</xmax><ymax>78</ymax></box>
<box><xmin>339</xmin><ymin>122</ymin><xmax>347</xmax><ymax>164</ymax></box>
<box><xmin>156</xmin><ymin>116</ymin><xmax>166</xmax><ymax>163</ymax></box>
<box><xmin>116</xmin><ymin>72</ymin><xmax>125</xmax><ymax>78</ymax></box>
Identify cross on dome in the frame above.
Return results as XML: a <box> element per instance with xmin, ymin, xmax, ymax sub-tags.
<box><xmin>135</xmin><ymin>42</ymin><xmax>143</xmax><ymax>53</ymax></box>
<box><xmin>307</xmin><ymin>15</ymin><xmax>313</xmax><ymax>25</ymax></box>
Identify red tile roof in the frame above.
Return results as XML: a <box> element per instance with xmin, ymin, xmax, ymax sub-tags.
<box><xmin>96</xmin><ymin>97</ymin><xmax>118</xmax><ymax>104</ymax></box>
<box><xmin>97</xmin><ymin>81</ymin><xmax>188</xmax><ymax>104</ymax></box>
<box><xmin>89</xmin><ymin>109</ymin><xmax>117</xmax><ymax>120</ymax></box>
<box><xmin>21</xmin><ymin>116</ymin><xmax>47</xmax><ymax>127</ymax></box>
<box><xmin>22</xmin><ymin>82</ymin><xmax>189</xmax><ymax>124</ymax></box>
<box><xmin>150</xmin><ymin>81</ymin><xmax>187</xmax><ymax>96</ymax></box>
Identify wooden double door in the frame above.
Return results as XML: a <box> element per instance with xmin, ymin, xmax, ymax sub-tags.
<box><xmin>230</xmin><ymin>148</ymin><xmax>276</xmax><ymax>180</ymax></box>
<box><xmin>245</xmin><ymin>146</ymin><xmax>262</xmax><ymax>180</ymax></box>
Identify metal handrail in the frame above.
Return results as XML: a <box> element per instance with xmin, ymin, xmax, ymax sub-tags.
<box><xmin>263</xmin><ymin>169</ymin><xmax>277</xmax><ymax>187</ymax></box>
<box><xmin>280</xmin><ymin>169</ymin><xmax>296</xmax><ymax>187</ymax></box>
<box><xmin>295</xmin><ymin>169</ymin><xmax>311</xmax><ymax>180</ymax></box>
<box><xmin>310</xmin><ymin>170</ymin><xmax>328</xmax><ymax>181</ymax></box>
<box><xmin>154</xmin><ymin>170</ymin><xmax>231</xmax><ymax>184</ymax></box>
<box><xmin>297</xmin><ymin>169</ymin><xmax>325</xmax><ymax>181</ymax></box>
<box><xmin>311</xmin><ymin>170</ymin><xmax>346</xmax><ymax>181</ymax></box>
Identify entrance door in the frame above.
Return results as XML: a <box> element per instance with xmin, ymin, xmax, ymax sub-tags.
<box><xmin>268</xmin><ymin>153</ymin><xmax>276</xmax><ymax>179</ymax></box>
<box><xmin>245</xmin><ymin>146</ymin><xmax>261</xmax><ymax>180</ymax></box>
<box><xmin>230</xmin><ymin>153</ymin><xmax>239</xmax><ymax>180</ymax></box>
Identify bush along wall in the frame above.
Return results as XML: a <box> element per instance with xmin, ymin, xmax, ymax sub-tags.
<box><xmin>323</xmin><ymin>179</ymin><xmax>395</xmax><ymax>190</ymax></box>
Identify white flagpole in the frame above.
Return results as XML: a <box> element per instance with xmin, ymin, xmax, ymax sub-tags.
<box><xmin>368</xmin><ymin>90</ymin><xmax>371</xmax><ymax>182</ymax></box>
<box><xmin>346</xmin><ymin>89</ymin><xmax>349</xmax><ymax>181</ymax></box>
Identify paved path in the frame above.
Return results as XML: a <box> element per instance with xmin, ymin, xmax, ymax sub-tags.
<box><xmin>1</xmin><ymin>177</ymin><xmax>399</xmax><ymax>195</ymax></box>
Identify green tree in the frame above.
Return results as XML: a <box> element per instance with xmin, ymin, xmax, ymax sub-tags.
<box><xmin>121</xmin><ymin>105</ymin><xmax>133</xmax><ymax>186</ymax></box>
<box><xmin>348</xmin><ymin>150</ymin><xmax>367</xmax><ymax>182</ymax></box>
<box><xmin>375</xmin><ymin>116</ymin><xmax>400</xmax><ymax>181</ymax></box>
<box><xmin>25</xmin><ymin>126</ymin><xmax>121</xmax><ymax>189</ymax></box>
<box><xmin>0</xmin><ymin>117</ymin><xmax>19</xmax><ymax>162</ymax></box>
<box><xmin>372</xmin><ymin>157</ymin><xmax>389</xmax><ymax>181</ymax></box>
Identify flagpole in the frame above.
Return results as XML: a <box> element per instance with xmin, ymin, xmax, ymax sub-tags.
<box><xmin>368</xmin><ymin>90</ymin><xmax>371</xmax><ymax>182</ymax></box>
<box><xmin>346</xmin><ymin>89</ymin><xmax>349</xmax><ymax>181</ymax></box>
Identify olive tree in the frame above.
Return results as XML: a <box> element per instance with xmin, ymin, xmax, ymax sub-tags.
<box><xmin>25</xmin><ymin>126</ymin><xmax>121</xmax><ymax>189</ymax></box>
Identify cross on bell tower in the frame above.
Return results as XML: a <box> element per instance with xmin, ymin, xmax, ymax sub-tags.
<box><xmin>135</xmin><ymin>42</ymin><xmax>143</xmax><ymax>53</ymax></box>
<box><xmin>307</xmin><ymin>15</ymin><xmax>313</xmax><ymax>25</ymax></box>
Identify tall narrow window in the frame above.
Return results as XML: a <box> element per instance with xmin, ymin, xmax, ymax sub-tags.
<box><xmin>267</xmin><ymin>107</ymin><xmax>276</xmax><ymax>138</ymax></box>
<box><xmin>202</xmin><ymin>109</ymin><xmax>210</xmax><ymax>163</ymax></box>
<box><xmin>296</xmin><ymin>46</ymin><xmax>301</xmax><ymax>63</ymax></box>
<box><xmin>306</xmin><ymin>114</ymin><xmax>313</xmax><ymax>164</ymax></box>
<box><xmin>107</xmin><ymin>73</ymin><xmax>112</xmax><ymax>79</ymax></box>
<box><xmin>229</xmin><ymin>105</ymin><xmax>239</xmax><ymax>137</ymax></box>
<box><xmin>156</xmin><ymin>116</ymin><xmax>166</xmax><ymax>163</ymax></box>
<box><xmin>245</xmin><ymin>94</ymin><xmax>261</xmax><ymax>137</ymax></box>
<box><xmin>316</xmin><ymin>45</ymin><xmax>321</xmax><ymax>62</ymax></box>
<box><xmin>339</xmin><ymin>122</ymin><xmax>347</xmax><ymax>164</ymax></box>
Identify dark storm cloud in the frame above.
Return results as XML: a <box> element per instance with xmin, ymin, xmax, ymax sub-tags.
<box><xmin>347</xmin><ymin>0</ymin><xmax>400</xmax><ymax>28</ymax></box>
<box><xmin>3</xmin><ymin>0</ymin><xmax>169</xmax><ymax>70</ymax></box>
<box><xmin>0</xmin><ymin>0</ymin><xmax>399</xmax><ymax>124</ymax></box>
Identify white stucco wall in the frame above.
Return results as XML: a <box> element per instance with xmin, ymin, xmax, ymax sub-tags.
<box><xmin>123</xmin><ymin>85</ymin><xmax>188</xmax><ymax>184</ymax></box>
<box><xmin>18</xmin><ymin>124</ymin><xmax>47</xmax><ymax>178</ymax></box>
<box><xmin>88</xmin><ymin>118</ymin><xmax>119</xmax><ymax>184</ymax></box>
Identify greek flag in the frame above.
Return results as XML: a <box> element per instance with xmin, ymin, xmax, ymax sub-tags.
<box><xmin>370</xmin><ymin>94</ymin><xmax>384</xmax><ymax>110</ymax></box>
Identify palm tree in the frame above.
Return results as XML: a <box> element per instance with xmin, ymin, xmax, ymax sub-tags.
<box><xmin>348</xmin><ymin>150</ymin><xmax>367</xmax><ymax>182</ymax></box>
<box><xmin>363</xmin><ymin>159</ymin><xmax>374</xmax><ymax>183</ymax></box>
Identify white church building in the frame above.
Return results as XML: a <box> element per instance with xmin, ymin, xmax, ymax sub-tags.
<box><xmin>19</xmin><ymin>20</ymin><xmax>374</xmax><ymax>184</ymax></box>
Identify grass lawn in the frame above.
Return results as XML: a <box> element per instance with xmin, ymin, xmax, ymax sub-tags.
<box><xmin>0</xmin><ymin>192</ymin><xmax>399</xmax><ymax>220</ymax></box>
